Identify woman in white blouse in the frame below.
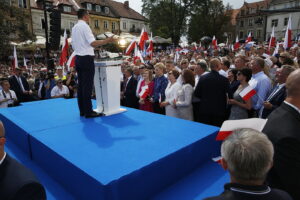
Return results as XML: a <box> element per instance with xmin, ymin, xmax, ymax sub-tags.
<box><xmin>174</xmin><ymin>69</ymin><xmax>194</xmax><ymax>121</ymax></box>
<box><xmin>160</xmin><ymin>70</ymin><xmax>182</xmax><ymax>118</ymax></box>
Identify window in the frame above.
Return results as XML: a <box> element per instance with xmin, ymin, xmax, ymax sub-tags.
<box><xmin>87</xmin><ymin>3</ymin><xmax>92</xmax><ymax>11</ymax></box>
<box><xmin>239</xmin><ymin>31</ymin><xmax>244</xmax><ymax>39</ymax></box>
<box><xmin>284</xmin><ymin>17</ymin><xmax>289</xmax><ymax>26</ymax></box>
<box><xmin>241</xmin><ymin>10</ymin><xmax>245</xmax><ymax>16</ymax></box>
<box><xmin>257</xmin><ymin>30</ymin><xmax>262</xmax><ymax>38</ymax></box>
<box><xmin>123</xmin><ymin>22</ymin><xmax>127</xmax><ymax>29</ymax></box>
<box><xmin>240</xmin><ymin>20</ymin><xmax>244</xmax><ymax>27</ymax></box>
<box><xmin>4</xmin><ymin>0</ymin><xmax>11</xmax><ymax>5</ymax></box>
<box><xmin>41</xmin><ymin>18</ymin><xmax>45</xmax><ymax>29</ymax></box>
<box><xmin>112</xmin><ymin>22</ymin><xmax>116</xmax><ymax>30</ymax></box>
<box><xmin>271</xmin><ymin>19</ymin><xmax>278</xmax><ymax>27</ymax></box>
<box><xmin>95</xmin><ymin>20</ymin><xmax>99</xmax><ymax>28</ymax></box>
<box><xmin>18</xmin><ymin>0</ymin><xmax>26</xmax><ymax>8</ymax></box>
<box><xmin>63</xmin><ymin>6</ymin><xmax>71</xmax><ymax>13</ymax></box>
<box><xmin>105</xmin><ymin>7</ymin><xmax>109</xmax><ymax>14</ymax></box>
<box><xmin>104</xmin><ymin>21</ymin><xmax>108</xmax><ymax>29</ymax></box>
<box><xmin>96</xmin><ymin>5</ymin><xmax>101</xmax><ymax>12</ymax></box>
<box><xmin>248</xmin><ymin>19</ymin><xmax>253</xmax><ymax>26</ymax></box>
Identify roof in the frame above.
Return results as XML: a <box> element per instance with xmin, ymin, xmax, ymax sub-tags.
<box><xmin>106</xmin><ymin>0</ymin><xmax>147</xmax><ymax>21</ymax></box>
<box><xmin>242</xmin><ymin>0</ymin><xmax>270</xmax><ymax>9</ymax></box>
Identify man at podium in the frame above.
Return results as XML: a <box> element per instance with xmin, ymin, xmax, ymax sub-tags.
<box><xmin>71</xmin><ymin>9</ymin><xmax>116</xmax><ymax>118</ymax></box>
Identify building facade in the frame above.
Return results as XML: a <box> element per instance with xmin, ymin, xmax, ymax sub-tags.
<box><xmin>235</xmin><ymin>0</ymin><xmax>270</xmax><ymax>42</ymax></box>
<box><xmin>265</xmin><ymin>0</ymin><xmax>300</xmax><ymax>41</ymax></box>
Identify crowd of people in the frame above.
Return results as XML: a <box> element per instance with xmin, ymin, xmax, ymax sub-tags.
<box><xmin>0</xmin><ymin>38</ymin><xmax>300</xmax><ymax>199</ymax></box>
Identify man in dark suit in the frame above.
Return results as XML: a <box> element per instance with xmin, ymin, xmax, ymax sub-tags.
<box><xmin>194</xmin><ymin>58</ymin><xmax>229</xmax><ymax>127</ymax></box>
<box><xmin>0</xmin><ymin>121</ymin><xmax>46</xmax><ymax>200</ymax></box>
<box><xmin>121</xmin><ymin>68</ymin><xmax>138</xmax><ymax>109</ymax></box>
<box><xmin>263</xmin><ymin>69</ymin><xmax>300</xmax><ymax>200</ymax></box>
<box><xmin>260</xmin><ymin>65</ymin><xmax>295</xmax><ymax>118</ymax></box>
<box><xmin>8</xmin><ymin>67</ymin><xmax>33</xmax><ymax>102</ymax></box>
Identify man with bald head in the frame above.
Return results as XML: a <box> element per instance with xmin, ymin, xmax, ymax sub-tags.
<box><xmin>0</xmin><ymin>122</ymin><xmax>46</xmax><ymax>199</ymax></box>
<box><xmin>263</xmin><ymin>69</ymin><xmax>300</xmax><ymax>200</ymax></box>
<box><xmin>194</xmin><ymin>58</ymin><xmax>229</xmax><ymax>126</ymax></box>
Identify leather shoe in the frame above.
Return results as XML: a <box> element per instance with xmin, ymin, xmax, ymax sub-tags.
<box><xmin>80</xmin><ymin>113</ymin><xmax>85</xmax><ymax>117</ymax></box>
<box><xmin>85</xmin><ymin>111</ymin><xmax>103</xmax><ymax>118</ymax></box>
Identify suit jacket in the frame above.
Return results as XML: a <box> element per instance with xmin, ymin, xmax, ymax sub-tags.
<box><xmin>194</xmin><ymin>70</ymin><xmax>229</xmax><ymax>117</ymax></box>
<box><xmin>123</xmin><ymin>77</ymin><xmax>139</xmax><ymax>108</ymax></box>
<box><xmin>0</xmin><ymin>154</ymin><xmax>46</xmax><ymax>200</ymax></box>
<box><xmin>261</xmin><ymin>86</ymin><xmax>286</xmax><ymax>119</ymax></box>
<box><xmin>9</xmin><ymin>75</ymin><xmax>30</xmax><ymax>102</ymax></box>
<box><xmin>263</xmin><ymin>102</ymin><xmax>300</xmax><ymax>200</ymax></box>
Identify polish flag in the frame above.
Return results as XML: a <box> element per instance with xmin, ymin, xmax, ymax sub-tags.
<box><xmin>12</xmin><ymin>45</ymin><xmax>18</xmax><ymax>70</ymax></box>
<box><xmin>212</xmin><ymin>36</ymin><xmax>218</xmax><ymax>49</ymax></box>
<box><xmin>66</xmin><ymin>51</ymin><xmax>76</xmax><ymax>71</ymax></box>
<box><xmin>134</xmin><ymin>45</ymin><xmax>145</xmax><ymax>64</ymax></box>
<box><xmin>245</xmin><ymin>32</ymin><xmax>252</xmax><ymax>44</ymax></box>
<box><xmin>239</xmin><ymin>85</ymin><xmax>256</xmax><ymax>101</ymax></box>
<box><xmin>138</xmin><ymin>27</ymin><xmax>149</xmax><ymax>51</ymax></box>
<box><xmin>125</xmin><ymin>40</ymin><xmax>136</xmax><ymax>56</ymax></box>
<box><xmin>268</xmin><ymin>26</ymin><xmax>276</xmax><ymax>51</ymax></box>
<box><xmin>146</xmin><ymin>34</ymin><xmax>154</xmax><ymax>59</ymax></box>
<box><xmin>216</xmin><ymin>118</ymin><xmax>268</xmax><ymax>141</ymax></box>
<box><xmin>139</xmin><ymin>85</ymin><xmax>149</xmax><ymax>99</ymax></box>
<box><xmin>233</xmin><ymin>35</ymin><xmax>240</xmax><ymax>50</ymax></box>
<box><xmin>283</xmin><ymin>15</ymin><xmax>292</xmax><ymax>50</ymax></box>
<box><xmin>23</xmin><ymin>57</ymin><xmax>27</xmax><ymax>68</ymax></box>
<box><xmin>59</xmin><ymin>30</ymin><xmax>69</xmax><ymax>66</ymax></box>
<box><xmin>273</xmin><ymin>42</ymin><xmax>280</xmax><ymax>56</ymax></box>
<box><xmin>212</xmin><ymin>156</ymin><xmax>222</xmax><ymax>164</ymax></box>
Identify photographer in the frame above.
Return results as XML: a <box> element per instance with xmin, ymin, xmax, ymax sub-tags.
<box><xmin>51</xmin><ymin>79</ymin><xmax>69</xmax><ymax>98</ymax></box>
<box><xmin>0</xmin><ymin>80</ymin><xmax>19</xmax><ymax>108</ymax></box>
<box><xmin>66</xmin><ymin>70</ymin><xmax>78</xmax><ymax>98</ymax></box>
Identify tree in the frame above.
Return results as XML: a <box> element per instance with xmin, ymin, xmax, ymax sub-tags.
<box><xmin>0</xmin><ymin>2</ymin><xmax>34</xmax><ymax>59</ymax></box>
<box><xmin>142</xmin><ymin>0</ymin><xmax>195</xmax><ymax>45</ymax></box>
<box><xmin>187</xmin><ymin>0</ymin><xmax>232</xmax><ymax>43</ymax></box>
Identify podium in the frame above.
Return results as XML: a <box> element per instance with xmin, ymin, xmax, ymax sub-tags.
<box><xmin>94</xmin><ymin>60</ymin><xmax>126</xmax><ymax>116</ymax></box>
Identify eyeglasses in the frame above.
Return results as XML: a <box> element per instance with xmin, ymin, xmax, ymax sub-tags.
<box><xmin>58</xmin><ymin>82</ymin><xmax>62</xmax><ymax>84</ymax></box>
<box><xmin>168</xmin><ymin>72</ymin><xmax>173</xmax><ymax>75</ymax></box>
<box><xmin>237</xmin><ymin>72</ymin><xmax>242</xmax><ymax>76</ymax></box>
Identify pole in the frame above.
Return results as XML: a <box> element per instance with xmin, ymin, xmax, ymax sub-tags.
<box><xmin>42</xmin><ymin>0</ymin><xmax>51</xmax><ymax>71</ymax></box>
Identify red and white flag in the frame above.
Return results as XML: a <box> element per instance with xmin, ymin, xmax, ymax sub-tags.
<box><xmin>59</xmin><ymin>30</ymin><xmax>69</xmax><ymax>66</ymax></box>
<box><xmin>273</xmin><ymin>42</ymin><xmax>280</xmax><ymax>56</ymax></box>
<box><xmin>268</xmin><ymin>26</ymin><xmax>276</xmax><ymax>51</ymax></box>
<box><xmin>146</xmin><ymin>33</ymin><xmax>154</xmax><ymax>59</ymax></box>
<box><xmin>283</xmin><ymin>15</ymin><xmax>292</xmax><ymax>50</ymax></box>
<box><xmin>239</xmin><ymin>85</ymin><xmax>256</xmax><ymax>101</ymax></box>
<box><xmin>138</xmin><ymin>27</ymin><xmax>149</xmax><ymax>51</ymax></box>
<box><xmin>212</xmin><ymin>156</ymin><xmax>222</xmax><ymax>164</ymax></box>
<box><xmin>23</xmin><ymin>57</ymin><xmax>27</xmax><ymax>68</ymax></box>
<box><xmin>125</xmin><ymin>39</ymin><xmax>136</xmax><ymax>56</ymax></box>
<box><xmin>139</xmin><ymin>85</ymin><xmax>149</xmax><ymax>99</ymax></box>
<box><xmin>233</xmin><ymin>35</ymin><xmax>240</xmax><ymax>50</ymax></box>
<box><xmin>134</xmin><ymin>45</ymin><xmax>145</xmax><ymax>64</ymax></box>
<box><xmin>12</xmin><ymin>45</ymin><xmax>18</xmax><ymax>70</ymax></box>
<box><xmin>216</xmin><ymin>118</ymin><xmax>268</xmax><ymax>141</ymax></box>
<box><xmin>66</xmin><ymin>51</ymin><xmax>76</xmax><ymax>71</ymax></box>
<box><xmin>212</xmin><ymin>35</ymin><xmax>218</xmax><ymax>49</ymax></box>
<box><xmin>245</xmin><ymin>32</ymin><xmax>252</xmax><ymax>44</ymax></box>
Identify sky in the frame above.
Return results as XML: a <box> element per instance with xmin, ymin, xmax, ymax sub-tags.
<box><xmin>114</xmin><ymin>0</ymin><xmax>262</xmax><ymax>14</ymax></box>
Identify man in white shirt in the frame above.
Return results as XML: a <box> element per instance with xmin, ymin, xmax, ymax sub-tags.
<box><xmin>71</xmin><ymin>9</ymin><xmax>116</xmax><ymax>118</ymax></box>
<box><xmin>51</xmin><ymin>79</ymin><xmax>69</xmax><ymax>98</ymax></box>
<box><xmin>0</xmin><ymin>80</ymin><xmax>18</xmax><ymax>108</ymax></box>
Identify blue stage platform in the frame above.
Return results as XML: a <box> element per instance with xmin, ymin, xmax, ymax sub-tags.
<box><xmin>0</xmin><ymin>98</ymin><xmax>227</xmax><ymax>199</ymax></box>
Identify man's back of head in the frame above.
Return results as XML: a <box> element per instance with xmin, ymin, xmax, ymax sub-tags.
<box><xmin>286</xmin><ymin>69</ymin><xmax>300</xmax><ymax>100</ymax></box>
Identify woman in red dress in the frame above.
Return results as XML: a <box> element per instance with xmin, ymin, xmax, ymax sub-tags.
<box><xmin>138</xmin><ymin>69</ymin><xmax>154</xmax><ymax>112</ymax></box>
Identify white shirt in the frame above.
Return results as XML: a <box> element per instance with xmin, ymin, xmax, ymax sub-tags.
<box><xmin>71</xmin><ymin>20</ymin><xmax>96</xmax><ymax>56</ymax></box>
<box><xmin>219</xmin><ymin>69</ymin><xmax>228</xmax><ymax>78</ymax></box>
<box><xmin>51</xmin><ymin>85</ymin><xmax>69</xmax><ymax>98</ymax></box>
<box><xmin>284</xmin><ymin>101</ymin><xmax>300</xmax><ymax>114</ymax></box>
<box><xmin>0</xmin><ymin>90</ymin><xmax>17</xmax><ymax>108</ymax></box>
<box><xmin>0</xmin><ymin>152</ymin><xmax>6</xmax><ymax>165</ymax></box>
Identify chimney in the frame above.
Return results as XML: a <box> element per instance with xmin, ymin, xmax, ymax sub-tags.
<box><xmin>124</xmin><ymin>1</ymin><xmax>129</xmax><ymax>9</ymax></box>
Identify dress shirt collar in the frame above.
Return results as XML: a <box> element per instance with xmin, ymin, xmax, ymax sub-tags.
<box><xmin>284</xmin><ymin>101</ymin><xmax>300</xmax><ymax>114</ymax></box>
<box><xmin>224</xmin><ymin>183</ymin><xmax>271</xmax><ymax>195</ymax></box>
<box><xmin>78</xmin><ymin>20</ymin><xmax>87</xmax><ymax>25</ymax></box>
<box><xmin>0</xmin><ymin>152</ymin><xmax>6</xmax><ymax>166</ymax></box>
<box><xmin>252</xmin><ymin>71</ymin><xmax>264</xmax><ymax>78</ymax></box>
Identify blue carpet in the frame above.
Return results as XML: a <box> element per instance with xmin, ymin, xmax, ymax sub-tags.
<box><xmin>0</xmin><ymin>98</ymin><xmax>224</xmax><ymax>199</ymax></box>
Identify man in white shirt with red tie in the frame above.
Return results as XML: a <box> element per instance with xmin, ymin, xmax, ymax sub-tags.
<box><xmin>71</xmin><ymin>9</ymin><xmax>116</xmax><ymax>118</ymax></box>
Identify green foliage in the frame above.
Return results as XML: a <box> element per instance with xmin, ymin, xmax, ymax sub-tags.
<box><xmin>0</xmin><ymin>2</ymin><xmax>34</xmax><ymax>59</ymax></box>
<box><xmin>188</xmin><ymin>0</ymin><xmax>232</xmax><ymax>43</ymax></box>
<box><xmin>142</xmin><ymin>0</ymin><xmax>232</xmax><ymax>45</ymax></box>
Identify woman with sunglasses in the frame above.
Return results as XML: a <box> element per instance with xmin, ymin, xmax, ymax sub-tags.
<box><xmin>228</xmin><ymin>68</ymin><xmax>252</xmax><ymax>120</ymax></box>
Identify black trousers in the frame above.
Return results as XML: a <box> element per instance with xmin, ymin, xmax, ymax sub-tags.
<box><xmin>153</xmin><ymin>102</ymin><xmax>165</xmax><ymax>115</ymax></box>
<box><xmin>75</xmin><ymin>55</ymin><xmax>95</xmax><ymax>116</ymax></box>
